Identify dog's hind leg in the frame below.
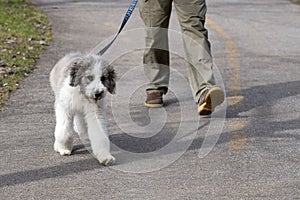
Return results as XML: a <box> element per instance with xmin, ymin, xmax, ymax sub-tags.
<box><xmin>74</xmin><ymin>113</ymin><xmax>87</xmax><ymax>136</ymax></box>
<box><xmin>53</xmin><ymin>103</ymin><xmax>74</xmax><ymax>156</ymax></box>
<box><xmin>74</xmin><ymin>113</ymin><xmax>89</xmax><ymax>144</ymax></box>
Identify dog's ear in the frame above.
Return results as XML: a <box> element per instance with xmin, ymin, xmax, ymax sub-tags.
<box><xmin>102</xmin><ymin>65</ymin><xmax>116</xmax><ymax>94</ymax></box>
<box><xmin>69</xmin><ymin>59</ymin><xmax>82</xmax><ymax>87</ymax></box>
<box><xmin>70</xmin><ymin>58</ymin><xmax>91</xmax><ymax>87</ymax></box>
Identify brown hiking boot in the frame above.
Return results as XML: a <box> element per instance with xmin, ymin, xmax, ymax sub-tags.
<box><xmin>144</xmin><ymin>91</ymin><xmax>163</xmax><ymax>108</ymax></box>
<box><xmin>198</xmin><ymin>86</ymin><xmax>224</xmax><ymax>115</ymax></box>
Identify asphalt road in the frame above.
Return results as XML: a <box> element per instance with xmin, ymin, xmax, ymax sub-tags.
<box><xmin>1</xmin><ymin>0</ymin><xmax>300</xmax><ymax>199</ymax></box>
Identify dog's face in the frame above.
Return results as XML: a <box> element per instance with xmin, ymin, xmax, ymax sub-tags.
<box><xmin>69</xmin><ymin>55</ymin><xmax>116</xmax><ymax>102</ymax></box>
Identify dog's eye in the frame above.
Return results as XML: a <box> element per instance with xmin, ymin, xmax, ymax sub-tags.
<box><xmin>86</xmin><ymin>75</ymin><xmax>94</xmax><ymax>82</ymax></box>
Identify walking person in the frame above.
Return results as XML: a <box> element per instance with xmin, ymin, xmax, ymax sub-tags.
<box><xmin>139</xmin><ymin>0</ymin><xmax>224</xmax><ymax>115</ymax></box>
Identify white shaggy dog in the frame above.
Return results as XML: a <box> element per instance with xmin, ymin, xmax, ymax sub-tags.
<box><xmin>50</xmin><ymin>52</ymin><xmax>116</xmax><ymax>165</ymax></box>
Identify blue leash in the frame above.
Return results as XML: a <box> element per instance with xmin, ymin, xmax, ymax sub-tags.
<box><xmin>97</xmin><ymin>0</ymin><xmax>138</xmax><ymax>56</ymax></box>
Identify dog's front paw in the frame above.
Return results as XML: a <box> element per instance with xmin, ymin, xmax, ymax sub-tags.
<box><xmin>54</xmin><ymin>142</ymin><xmax>72</xmax><ymax>156</ymax></box>
<box><xmin>96</xmin><ymin>154</ymin><xmax>115</xmax><ymax>166</ymax></box>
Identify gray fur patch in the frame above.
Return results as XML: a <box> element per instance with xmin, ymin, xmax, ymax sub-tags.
<box><xmin>70</xmin><ymin>56</ymin><xmax>95</xmax><ymax>87</ymax></box>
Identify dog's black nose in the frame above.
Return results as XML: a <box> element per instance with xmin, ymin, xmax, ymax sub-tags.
<box><xmin>95</xmin><ymin>90</ymin><xmax>104</xmax><ymax>99</ymax></box>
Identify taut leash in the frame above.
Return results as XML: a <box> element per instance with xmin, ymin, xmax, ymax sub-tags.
<box><xmin>97</xmin><ymin>0</ymin><xmax>138</xmax><ymax>56</ymax></box>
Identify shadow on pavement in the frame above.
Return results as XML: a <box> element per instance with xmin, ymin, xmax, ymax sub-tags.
<box><xmin>0</xmin><ymin>158</ymin><xmax>101</xmax><ymax>188</ymax></box>
<box><xmin>226</xmin><ymin>80</ymin><xmax>300</xmax><ymax>140</ymax></box>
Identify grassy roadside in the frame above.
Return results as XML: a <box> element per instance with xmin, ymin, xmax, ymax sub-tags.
<box><xmin>291</xmin><ymin>0</ymin><xmax>300</xmax><ymax>4</ymax></box>
<box><xmin>0</xmin><ymin>0</ymin><xmax>52</xmax><ymax>108</ymax></box>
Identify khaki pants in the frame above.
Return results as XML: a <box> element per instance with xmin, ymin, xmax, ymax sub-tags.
<box><xmin>139</xmin><ymin>0</ymin><xmax>216</xmax><ymax>103</ymax></box>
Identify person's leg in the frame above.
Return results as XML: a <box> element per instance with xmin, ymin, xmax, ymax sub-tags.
<box><xmin>174</xmin><ymin>0</ymin><xmax>224</xmax><ymax>115</ymax></box>
<box><xmin>174</xmin><ymin>0</ymin><xmax>216</xmax><ymax>103</ymax></box>
<box><xmin>139</xmin><ymin>0</ymin><xmax>172</xmax><ymax>95</ymax></box>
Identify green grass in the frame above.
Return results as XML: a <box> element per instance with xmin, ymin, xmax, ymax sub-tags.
<box><xmin>292</xmin><ymin>0</ymin><xmax>300</xmax><ymax>4</ymax></box>
<box><xmin>0</xmin><ymin>0</ymin><xmax>52</xmax><ymax>107</ymax></box>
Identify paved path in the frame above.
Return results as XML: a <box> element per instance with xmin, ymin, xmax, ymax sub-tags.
<box><xmin>1</xmin><ymin>0</ymin><xmax>300</xmax><ymax>199</ymax></box>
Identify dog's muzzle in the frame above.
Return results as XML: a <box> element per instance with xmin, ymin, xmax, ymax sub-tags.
<box><xmin>94</xmin><ymin>90</ymin><xmax>105</xmax><ymax>101</ymax></box>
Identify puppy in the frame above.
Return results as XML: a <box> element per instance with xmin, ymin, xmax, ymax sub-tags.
<box><xmin>50</xmin><ymin>52</ymin><xmax>116</xmax><ymax>165</ymax></box>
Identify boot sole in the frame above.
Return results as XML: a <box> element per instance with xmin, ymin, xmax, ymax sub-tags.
<box><xmin>144</xmin><ymin>102</ymin><xmax>163</xmax><ymax>108</ymax></box>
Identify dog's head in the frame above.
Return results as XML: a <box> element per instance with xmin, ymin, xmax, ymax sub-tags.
<box><xmin>69</xmin><ymin>54</ymin><xmax>116</xmax><ymax>102</ymax></box>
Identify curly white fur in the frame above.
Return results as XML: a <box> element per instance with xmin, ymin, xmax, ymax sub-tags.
<box><xmin>50</xmin><ymin>52</ymin><xmax>116</xmax><ymax>166</ymax></box>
